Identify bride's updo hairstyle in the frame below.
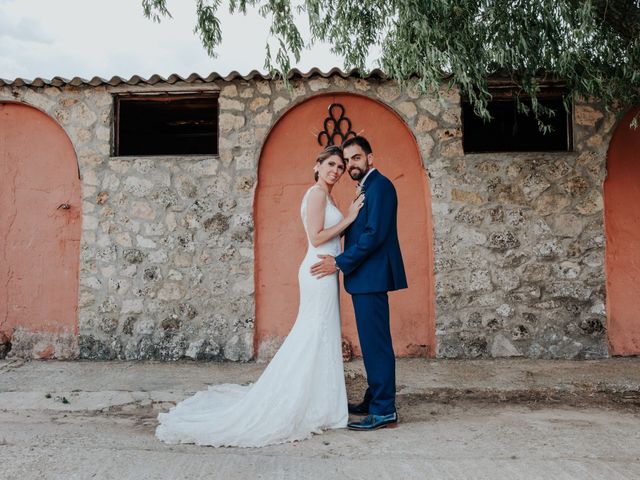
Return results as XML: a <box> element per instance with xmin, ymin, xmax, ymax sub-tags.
<box><xmin>314</xmin><ymin>145</ymin><xmax>345</xmax><ymax>182</ymax></box>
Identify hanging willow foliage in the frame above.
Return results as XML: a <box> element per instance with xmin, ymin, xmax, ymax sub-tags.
<box><xmin>142</xmin><ymin>0</ymin><xmax>640</xmax><ymax>126</ymax></box>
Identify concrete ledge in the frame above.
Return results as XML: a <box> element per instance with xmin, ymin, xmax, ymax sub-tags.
<box><xmin>1</xmin><ymin>358</ymin><xmax>639</xmax><ymax>413</ymax></box>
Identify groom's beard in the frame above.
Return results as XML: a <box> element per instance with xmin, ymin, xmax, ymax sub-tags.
<box><xmin>348</xmin><ymin>166</ymin><xmax>369</xmax><ymax>181</ymax></box>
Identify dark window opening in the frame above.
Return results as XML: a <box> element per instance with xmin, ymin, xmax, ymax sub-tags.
<box><xmin>115</xmin><ymin>94</ymin><xmax>218</xmax><ymax>156</ymax></box>
<box><xmin>462</xmin><ymin>94</ymin><xmax>572</xmax><ymax>153</ymax></box>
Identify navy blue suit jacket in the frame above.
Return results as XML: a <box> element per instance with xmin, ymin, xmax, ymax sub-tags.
<box><xmin>336</xmin><ymin>169</ymin><xmax>408</xmax><ymax>294</ymax></box>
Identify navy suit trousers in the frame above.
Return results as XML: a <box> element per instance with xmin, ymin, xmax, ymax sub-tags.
<box><xmin>352</xmin><ymin>292</ymin><xmax>396</xmax><ymax>415</ymax></box>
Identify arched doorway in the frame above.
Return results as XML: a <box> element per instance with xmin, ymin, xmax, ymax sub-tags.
<box><xmin>0</xmin><ymin>102</ymin><xmax>81</xmax><ymax>355</ymax></box>
<box><xmin>254</xmin><ymin>93</ymin><xmax>436</xmax><ymax>360</ymax></box>
<box><xmin>604</xmin><ymin>107</ymin><xmax>640</xmax><ymax>355</ymax></box>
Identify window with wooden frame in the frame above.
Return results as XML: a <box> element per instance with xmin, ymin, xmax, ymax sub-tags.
<box><xmin>462</xmin><ymin>87</ymin><xmax>573</xmax><ymax>153</ymax></box>
<box><xmin>114</xmin><ymin>93</ymin><xmax>219</xmax><ymax>156</ymax></box>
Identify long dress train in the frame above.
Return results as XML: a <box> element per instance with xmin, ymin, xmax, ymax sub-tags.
<box><xmin>155</xmin><ymin>186</ymin><xmax>348</xmax><ymax>447</ymax></box>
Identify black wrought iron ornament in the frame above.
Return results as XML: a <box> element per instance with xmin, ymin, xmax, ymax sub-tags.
<box><xmin>317</xmin><ymin>103</ymin><xmax>357</xmax><ymax>147</ymax></box>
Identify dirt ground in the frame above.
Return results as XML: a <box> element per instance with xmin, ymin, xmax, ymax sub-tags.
<box><xmin>1</xmin><ymin>358</ymin><xmax>640</xmax><ymax>479</ymax></box>
<box><xmin>2</xmin><ymin>400</ymin><xmax>640</xmax><ymax>479</ymax></box>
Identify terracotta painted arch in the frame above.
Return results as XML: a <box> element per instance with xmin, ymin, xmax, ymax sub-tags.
<box><xmin>604</xmin><ymin>107</ymin><xmax>640</xmax><ymax>355</ymax></box>
<box><xmin>0</xmin><ymin>102</ymin><xmax>81</xmax><ymax>348</ymax></box>
<box><xmin>254</xmin><ymin>92</ymin><xmax>436</xmax><ymax>360</ymax></box>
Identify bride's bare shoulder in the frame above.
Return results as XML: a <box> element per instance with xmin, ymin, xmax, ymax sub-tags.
<box><xmin>306</xmin><ymin>186</ymin><xmax>327</xmax><ymax>205</ymax></box>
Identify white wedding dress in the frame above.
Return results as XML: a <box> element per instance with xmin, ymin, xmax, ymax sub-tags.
<box><xmin>156</xmin><ymin>185</ymin><xmax>348</xmax><ymax>447</ymax></box>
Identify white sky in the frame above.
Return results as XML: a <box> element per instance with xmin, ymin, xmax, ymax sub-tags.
<box><xmin>0</xmin><ymin>0</ymin><xmax>367</xmax><ymax>80</ymax></box>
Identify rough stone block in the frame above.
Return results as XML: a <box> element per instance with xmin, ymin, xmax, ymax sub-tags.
<box><xmin>487</xmin><ymin>231</ymin><xmax>520</xmax><ymax>250</ymax></box>
<box><xmin>469</xmin><ymin>270</ymin><xmax>492</xmax><ymax>292</ymax></box>
<box><xmin>250</xmin><ymin>97</ymin><xmax>270</xmax><ymax>111</ymax></box>
<box><xmin>547</xmin><ymin>282</ymin><xmax>592</xmax><ymax>301</ymax></box>
<box><xmin>221</xmin><ymin>84</ymin><xmax>238</xmax><ymax>97</ymax></box>
<box><xmin>561</xmin><ymin>174</ymin><xmax>589</xmax><ymax>197</ymax></box>
<box><xmin>219</xmin><ymin>98</ymin><xmax>244</xmax><ymax>111</ymax></box>
<box><xmin>576</xmin><ymin>191</ymin><xmax>604</xmax><ymax>215</ymax></box>
<box><xmin>123</xmin><ymin>177</ymin><xmax>154</xmax><ymax>197</ymax></box>
<box><xmin>308</xmin><ymin>78</ymin><xmax>330</xmax><ymax>91</ymax></box>
<box><xmin>534</xmin><ymin>191</ymin><xmax>571</xmax><ymax>216</ymax></box>
<box><xmin>552</xmin><ymin>261</ymin><xmax>581</xmax><ymax>279</ymax></box>
<box><xmin>451</xmin><ymin>188</ymin><xmax>484</xmax><ymax>205</ymax></box>
<box><xmin>219</xmin><ymin>113</ymin><xmax>246</xmax><ymax>132</ymax></box>
<box><xmin>490</xmin><ymin>333</ymin><xmax>522</xmax><ymax>357</ymax></box>
<box><xmin>522</xmin><ymin>173</ymin><xmax>551</xmax><ymax>201</ymax></box>
<box><xmin>535</xmin><ymin>239</ymin><xmax>564</xmax><ymax>258</ymax></box>
<box><xmin>575</xmin><ymin>105</ymin><xmax>604</xmax><ymax>126</ymax></box>
<box><xmin>416</xmin><ymin>115</ymin><xmax>438</xmax><ymax>132</ymax></box>
<box><xmin>397</xmin><ymin>101</ymin><xmax>418</xmax><ymax>118</ymax></box>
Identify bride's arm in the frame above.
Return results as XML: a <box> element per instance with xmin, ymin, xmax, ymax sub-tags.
<box><xmin>306</xmin><ymin>188</ymin><xmax>363</xmax><ymax>248</ymax></box>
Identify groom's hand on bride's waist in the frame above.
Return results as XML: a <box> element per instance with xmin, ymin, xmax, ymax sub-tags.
<box><xmin>310</xmin><ymin>255</ymin><xmax>338</xmax><ymax>278</ymax></box>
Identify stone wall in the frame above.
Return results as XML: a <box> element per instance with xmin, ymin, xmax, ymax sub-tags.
<box><xmin>430</xmin><ymin>102</ymin><xmax>615</xmax><ymax>358</ymax></box>
<box><xmin>1</xmin><ymin>81</ymin><xmax>258</xmax><ymax>361</ymax></box>
<box><xmin>0</xmin><ymin>73</ymin><xmax>616</xmax><ymax>359</ymax></box>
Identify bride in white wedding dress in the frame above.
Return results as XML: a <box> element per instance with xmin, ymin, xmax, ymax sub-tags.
<box><xmin>156</xmin><ymin>146</ymin><xmax>364</xmax><ymax>447</ymax></box>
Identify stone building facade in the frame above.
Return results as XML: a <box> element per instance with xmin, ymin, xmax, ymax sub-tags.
<box><xmin>0</xmin><ymin>69</ymin><xmax>620</xmax><ymax>360</ymax></box>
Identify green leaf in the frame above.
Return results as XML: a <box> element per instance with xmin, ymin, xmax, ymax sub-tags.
<box><xmin>141</xmin><ymin>0</ymin><xmax>640</xmax><ymax>130</ymax></box>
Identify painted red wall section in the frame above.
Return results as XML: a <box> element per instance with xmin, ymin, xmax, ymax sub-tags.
<box><xmin>604</xmin><ymin>107</ymin><xmax>640</xmax><ymax>355</ymax></box>
<box><xmin>0</xmin><ymin>102</ymin><xmax>81</xmax><ymax>340</ymax></box>
<box><xmin>254</xmin><ymin>93</ymin><xmax>436</xmax><ymax>358</ymax></box>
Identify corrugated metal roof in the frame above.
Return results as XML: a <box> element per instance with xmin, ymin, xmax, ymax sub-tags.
<box><xmin>0</xmin><ymin>67</ymin><xmax>386</xmax><ymax>88</ymax></box>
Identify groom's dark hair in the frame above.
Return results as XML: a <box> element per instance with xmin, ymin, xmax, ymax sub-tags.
<box><xmin>342</xmin><ymin>136</ymin><xmax>372</xmax><ymax>156</ymax></box>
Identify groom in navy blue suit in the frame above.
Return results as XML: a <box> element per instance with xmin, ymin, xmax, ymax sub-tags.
<box><xmin>311</xmin><ymin>136</ymin><xmax>407</xmax><ymax>431</ymax></box>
